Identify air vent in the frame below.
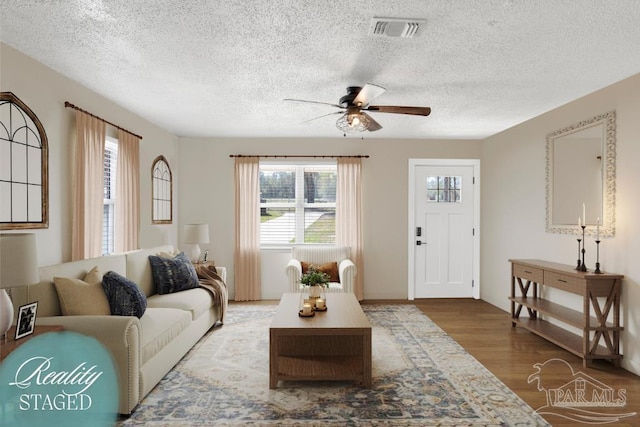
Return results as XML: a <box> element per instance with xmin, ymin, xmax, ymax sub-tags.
<box><xmin>369</xmin><ymin>17</ymin><xmax>425</xmax><ymax>38</ymax></box>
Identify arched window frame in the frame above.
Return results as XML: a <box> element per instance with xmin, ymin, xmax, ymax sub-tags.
<box><xmin>0</xmin><ymin>92</ymin><xmax>49</xmax><ymax>229</ymax></box>
<box><xmin>151</xmin><ymin>155</ymin><xmax>172</xmax><ymax>224</ymax></box>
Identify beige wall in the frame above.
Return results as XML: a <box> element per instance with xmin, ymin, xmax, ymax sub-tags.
<box><xmin>481</xmin><ymin>72</ymin><xmax>640</xmax><ymax>375</ymax></box>
<box><xmin>178</xmin><ymin>137</ymin><xmax>482</xmax><ymax>300</ymax></box>
<box><xmin>0</xmin><ymin>43</ymin><xmax>181</xmax><ymax>265</ymax></box>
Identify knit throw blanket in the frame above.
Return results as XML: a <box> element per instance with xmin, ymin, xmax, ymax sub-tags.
<box><xmin>196</xmin><ymin>264</ymin><xmax>228</xmax><ymax>323</ymax></box>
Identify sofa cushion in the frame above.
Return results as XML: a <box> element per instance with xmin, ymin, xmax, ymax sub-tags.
<box><xmin>53</xmin><ymin>266</ymin><xmax>111</xmax><ymax>316</ymax></box>
<box><xmin>139</xmin><ymin>308</ymin><xmax>191</xmax><ymax>364</ymax></box>
<box><xmin>102</xmin><ymin>271</ymin><xmax>147</xmax><ymax>318</ymax></box>
<box><xmin>147</xmin><ymin>288</ymin><xmax>213</xmax><ymax>321</ymax></box>
<box><xmin>301</xmin><ymin>261</ymin><xmax>340</xmax><ymax>283</ymax></box>
<box><xmin>148</xmin><ymin>252</ymin><xmax>199</xmax><ymax>295</ymax></box>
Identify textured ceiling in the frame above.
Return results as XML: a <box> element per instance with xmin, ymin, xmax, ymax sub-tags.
<box><xmin>1</xmin><ymin>1</ymin><xmax>640</xmax><ymax>139</ymax></box>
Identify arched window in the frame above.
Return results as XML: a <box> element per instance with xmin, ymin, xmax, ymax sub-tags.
<box><xmin>0</xmin><ymin>92</ymin><xmax>48</xmax><ymax>229</ymax></box>
<box><xmin>151</xmin><ymin>155</ymin><xmax>172</xmax><ymax>224</ymax></box>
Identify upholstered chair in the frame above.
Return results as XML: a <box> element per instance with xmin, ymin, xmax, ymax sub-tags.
<box><xmin>285</xmin><ymin>245</ymin><xmax>357</xmax><ymax>293</ymax></box>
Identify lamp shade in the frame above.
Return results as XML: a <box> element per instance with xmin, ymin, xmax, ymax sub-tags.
<box><xmin>336</xmin><ymin>112</ymin><xmax>370</xmax><ymax>133</ymax></box>
<box><xmin>183</xmin><ymin>224</ymin><xmax>210</xmax><ymax>244</ymax></box>
<box><xmin>0</xmin><ymin>233</ymin><xmax>39</xmax><ymax>289</ymax></box>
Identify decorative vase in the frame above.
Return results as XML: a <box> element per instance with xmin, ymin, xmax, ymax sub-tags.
<box><xmin>309</xmin><ymin>285</ymin><xmax>322</xmax><ymax>298</ymax></box>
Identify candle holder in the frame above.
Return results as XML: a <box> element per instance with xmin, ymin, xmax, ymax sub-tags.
<box><xmin>299</xmin><ymin>292</ymin><xmax>314</xmax><ymax>317</ymax></box>
<box><xmin>575</xmin><ymin>238</ymin><xmax>582</xmax><ymax>270</ymax></box>
<box><xmin>579</xmin><ymin>225</ymin><xmax>588</xmax><ymax>272</ymax></box>
<box><xmin>314</xmin><ymin>297</ymin><xmax>328</xmax><ymax>311</ymax></box>
<box><xmin>594</xmin><ymin>240</ymin><xmax>602</xmax><ymax>274</ymax></box>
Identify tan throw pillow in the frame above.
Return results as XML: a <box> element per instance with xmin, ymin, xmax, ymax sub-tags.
<box><xmin>84</xmin><ymin>265</ymin><xmax>102</xmax><ymax>284</ymax></box>
<box><xmin>301</xmin><ymin>261</ymin><xmax>340</xmax><ymax>283</ymax></box>
<box><xmin>54</xmin><ymin>266</ymin><xmax>111</xmax><ymax>316</ymax></box>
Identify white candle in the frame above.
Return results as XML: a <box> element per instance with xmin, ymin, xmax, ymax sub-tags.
<box><xmin>578</xmin><ymin>217</ymin><xmax>581</xmax><ymax>228</ymax></box>
<box><xmin>316</xmin><ymin>298</ymin><xmax>325</xmax><ymax>309</ymax></box>
<box><xmin>596</xmin><ymin>217</ymin><xmax>600</xmax><ymax>240</ymax></box>
<box><xmin>582</xmin><ymin>203</ymin><xmax>586</xmax><ymax>225</ymax></box>
<box><xmin>302</xmin><ymin>303</ymin><xmax>312</xmax><ymax>315</ymax></box>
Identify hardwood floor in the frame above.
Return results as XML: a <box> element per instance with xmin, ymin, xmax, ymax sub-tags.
<box><xmin>408</xmin><ymin>298</ymin><xmax>640</xmax><ymax>427</ymax></box>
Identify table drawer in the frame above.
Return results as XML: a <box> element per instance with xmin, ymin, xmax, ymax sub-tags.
<box><xmin>513</xmin><ymin>264</ymin><xmax>543</xmax><ymax>283</ymax></box>
<box><xmin>544</xmin><ymin>271</ymin><xmax>580</xmax><ymax>291</ymax></box>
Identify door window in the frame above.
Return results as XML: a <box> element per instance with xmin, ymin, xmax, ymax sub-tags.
<box><xmin>426</xmin><ymin>176</ymin><xmax>461</xmax><ymax>202</ymax></box>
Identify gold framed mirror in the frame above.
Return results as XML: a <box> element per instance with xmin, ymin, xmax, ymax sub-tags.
<box><xmin>151</xmin><ymin>155</ymin><xmax>172</xmax><ymax>224</ymax></box>
<box><xmin>545</xmin><ymin>111</ymin><xmax>616</xmax><ymax>236</ymax></box>
<box><xmin>0</xmin><ymin>92</ymin><xmax>49</xmax><ymax>230</ymax></box>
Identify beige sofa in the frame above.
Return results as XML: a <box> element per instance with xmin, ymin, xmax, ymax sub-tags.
<box><xmin>10</xmin><ymin>245</ymin><xmax>227</xmax><ymax>415</ymax></box>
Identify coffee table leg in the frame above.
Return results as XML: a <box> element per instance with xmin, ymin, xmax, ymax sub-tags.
<box><xmin>362</xmin><ymin>329</ymin><xmax>372</xmax><ymax>387</ymax></box>
<box><xmin>269</xmin><ymin>330</ymin><xmax>278</xmax><ymax>389</ymax></box>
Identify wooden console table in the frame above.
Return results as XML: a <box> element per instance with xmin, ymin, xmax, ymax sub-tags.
<box><xmin>1</xmin><ymin>325</ymin><xmax>64</xmax><ymax>361</ymax></box>
<box><xmin>509</xmin><ymin>259</ymin><xmax>623</xmax><ymax>367</ymax></box>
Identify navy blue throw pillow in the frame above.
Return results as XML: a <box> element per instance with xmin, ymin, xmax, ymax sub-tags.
<box><xmin>102</xmin><ymin>271</ymin><xmax>147</xmax><ymax>318</ymax></box>
<box><xmin>148</xmin><ymin>252</ymin><xmax>199</xmax><ymax>295</ymax></box>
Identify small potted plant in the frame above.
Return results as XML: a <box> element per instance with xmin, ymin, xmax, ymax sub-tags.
<box><xmin>300</xmin><ymin>265</ymin><xmax>330</xmax><ymax>298</ymax></box>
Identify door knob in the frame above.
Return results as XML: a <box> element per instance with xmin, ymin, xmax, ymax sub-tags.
<box><xmin>416</xmin><ymin>241</ymin><xmax>426</xmax><ymax>246</ymax></box>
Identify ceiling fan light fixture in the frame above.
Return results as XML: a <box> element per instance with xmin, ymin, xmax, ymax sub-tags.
<box><xmin>336</xmin><ymin>113</ymin><xmax>370</xmax><ymax>133</ymax></box>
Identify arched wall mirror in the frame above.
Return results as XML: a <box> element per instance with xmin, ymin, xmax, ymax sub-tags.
<box><xmin>151</xmin><ymin>155</ymin><xmax>172</xmax><ymax>224</ymax></box>
<box><xmin>545</xmin><ymin>111</ymin><xmax>616</xmax><ymax>236</ymax></box>
<box><xmin>0</xmin><ymin>92</ymin><xmax>49</xmax><ymax>229</ymax></box>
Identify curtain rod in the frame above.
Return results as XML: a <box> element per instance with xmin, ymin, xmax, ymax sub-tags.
<box><xmin>229</xmin><ymin>154</ymin><xmax>369</xmax><ymax>159</ymax></box>
<box><xmin>64</xmin><ymin>101</ymin><xmax>143</xmax><ymax>140</ymax></box>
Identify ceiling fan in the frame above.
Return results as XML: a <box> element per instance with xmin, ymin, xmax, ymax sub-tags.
<box><xmin>284</xmin><ymin>84</ymin><xmax>431</xmax><ymax>134</ymax></box>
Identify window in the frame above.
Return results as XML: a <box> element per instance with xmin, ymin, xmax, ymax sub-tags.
<box><xmin>103</xmin><ymin>137</ymin><xmax>118</xmax><ymax>255</ymax></box>
<box><xmin>259</xmin><ymin>162</ymin><xmax>336</xmax><ymax>246</ymax></box>
<box><xmin>426</xmin><ymin>175</ymin><xmax>462</xmax><ymax>203</ymax></box>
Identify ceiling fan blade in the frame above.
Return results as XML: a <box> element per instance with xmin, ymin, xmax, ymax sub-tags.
<box><xmin>352</xmin><ymin>83</ymin><xmax>386</xmax><ymax>107</ymax></box>
<box><xmin>284</xmin><ymin>98</ymin><xmax>344</xmax><ymax>109</ymax></box>
<box><xmin>360</xmin><ymin>112</ymin><xmax>382</xmax><ymax>132</ymax></box>
<box><xmin>364</xmin><ymin>105</ymin><xmax>431</xmax><ymax>116</ymax></box>
<box><xmin>299</xmin><ymin>111</ymin><xmax>343</xmax><ymax>124</ymax></box>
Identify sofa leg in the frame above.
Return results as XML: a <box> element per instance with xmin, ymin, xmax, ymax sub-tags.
<box><xmin>118</xmin><ymin>403</ymin><xmax>138</xmax><ymax>419</ymax></box>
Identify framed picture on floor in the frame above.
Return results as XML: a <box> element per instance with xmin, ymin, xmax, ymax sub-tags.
<box><xmin>15</xmin><ymin>301</ymin><xmax>38</xmax><ymax>340</ymax></box>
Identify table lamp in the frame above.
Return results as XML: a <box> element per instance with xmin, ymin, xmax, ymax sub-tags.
<box><xmin>0</xmin><ymin>233</ymin><xmax>39</xmax><ymax>339</ymax></box>
<box><xmin>183</xmin><ymin>224</ymin><xmax>209</xmax><ymax>263</ymax></box>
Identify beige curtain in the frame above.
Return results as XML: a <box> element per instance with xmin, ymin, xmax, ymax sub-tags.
<box><xmin>115</xmin><ymin>129</ymin><xmax>140</xmax><ymax>253</ymax></box>
<box><xmin>234</xmin><ymin>157</ymin><xmax>261</xmax><ymax>301</ymax></box>
<box><xmin>71</xmin><ymin>111</ymin><xmax>105</xmax><ymax>260</ymax></box>
<box><xmin>336</xmin><ymin>158</ymin><xmax>364</xmax><ymax>300</ymax></box>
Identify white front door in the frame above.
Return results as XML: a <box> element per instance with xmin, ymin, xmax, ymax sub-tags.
<box><xmin>409</xmin><ymin>161</ymin><xmax>478</xmax><ymax>298</ymax></box>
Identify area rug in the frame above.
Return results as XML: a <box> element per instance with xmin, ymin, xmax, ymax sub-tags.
<box><xmin>119</xmin><ymin>304</ymin><xmax>549</xmax><ymax>426</ymax></box>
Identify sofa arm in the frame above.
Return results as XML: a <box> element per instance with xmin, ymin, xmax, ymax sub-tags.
<box><xmin>37</xmin><ymin>315</ymin><xmax>142</xmax><ymax>415</ymax></box>
<box><xmin>338</xmin><ymin>259</ymin><xmax>357</xmax><ymax>294</ymax></box>
<box><xmin>215</xmin><ymin>266</ymin><xmax>227</xmax><ymax>282</ymax></box>
<box><xmin>285</xmin><ymin>259</ymin><xmax>302</xmax><ymax>292</ymax></box>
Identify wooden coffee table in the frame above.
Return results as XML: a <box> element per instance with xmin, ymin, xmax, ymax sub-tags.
<box><xmin>269</xmin><ymin>292</ymin><xmax>371</xmax><ymax>388</ymax></box>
